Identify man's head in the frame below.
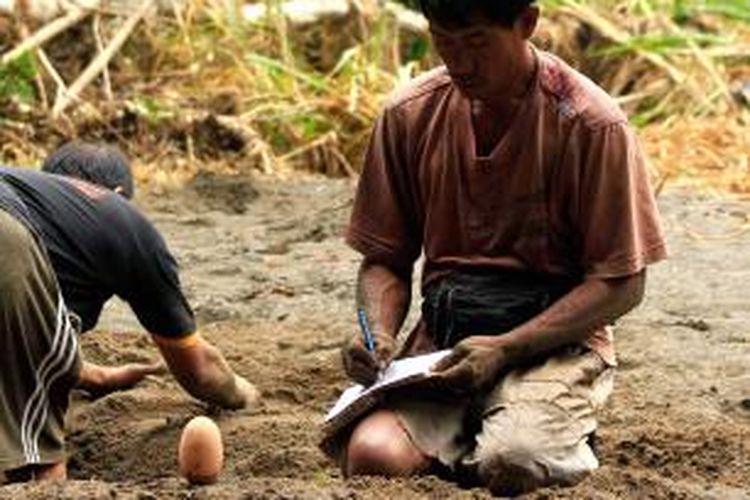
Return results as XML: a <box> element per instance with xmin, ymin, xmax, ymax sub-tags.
<box><xmin>417</xmin><ymin>0</ymin><xmax>535</xmax><ymax>28</ymax></box>
<box><xmin>416</xmin><ymin>0</ymin><xmax>539</xmax><ymax>102</ymax></box>
<box><xmin>42</xmin><ymin>141</ymin><xmax>134</xmax><ymax>199</ymax></box>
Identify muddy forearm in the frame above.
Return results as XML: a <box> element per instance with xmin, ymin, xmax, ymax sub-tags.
<box><xmin>185</xmin><ymin>345</ymin><xmax>244</xmax><ymax>408</ymax></box>
<box><xmin>495</xmin><ymin>271</ymin><xmax>646</xmax><ymax>363</ymax></box>
<box><xmin>355</xmin><ymin>259</ymin><xmax>412</xmax><ymax>339</ymax></box>
<box><xmin>157</xmin><ymin>337</ymin><xmax>246</xmax><ymax>409</ymax></box>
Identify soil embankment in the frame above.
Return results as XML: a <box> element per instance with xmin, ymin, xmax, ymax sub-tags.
<box><xmin>0</xmin><ymin>174</ymin><xmax>748</xmax><ymax>499</ymax></box>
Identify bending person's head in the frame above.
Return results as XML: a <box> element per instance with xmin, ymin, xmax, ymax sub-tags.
<box><xmin>42</xmin><ymin>141</ymin><xmax>135</xmax><ymax>199</ymax></box>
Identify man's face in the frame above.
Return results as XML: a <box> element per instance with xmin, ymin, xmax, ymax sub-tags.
<box><xmin>429</xmin><ymin>10</ymin><xmax>535</xmax><ymax>102</ymax></box>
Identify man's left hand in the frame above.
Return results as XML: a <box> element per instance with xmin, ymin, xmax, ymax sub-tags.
<box><xmin>431</xmin><ymin>336</ymin><xmax>509</xmax><ymax>395</ymax></box>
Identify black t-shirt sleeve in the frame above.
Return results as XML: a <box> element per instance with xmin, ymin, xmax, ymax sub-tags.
<box><xmin>115</xmin><ymin>214</ymin><xmax>196</xmax><ymax>338</ymax></box>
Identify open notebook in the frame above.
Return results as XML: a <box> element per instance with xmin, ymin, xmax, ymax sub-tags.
<box><xmin>322</xmin><ymin>350</ymin><xmax>452</xmax><ymax>438</ymax></box>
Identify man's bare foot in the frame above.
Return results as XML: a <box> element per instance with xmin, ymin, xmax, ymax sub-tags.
<box><xmin>33</xmin><ymin>461</ymin><xmax>67</xmax><ymax>481</ymax></box>
<box><xmin>4</xmin><ymin>461</ymin><xmax>66</xmax><ymax>483</ymax></box>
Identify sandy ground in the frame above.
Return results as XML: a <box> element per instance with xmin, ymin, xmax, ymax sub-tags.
<box><xmin>0</xmin><ymin>173</ymin><xmax>748</xmax><ymax>499</ymax></box>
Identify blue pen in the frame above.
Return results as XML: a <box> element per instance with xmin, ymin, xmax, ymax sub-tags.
<box><xmin>357</xmin><ymin>308</ymin><xmax>376</xmax><ymax>352</ymax></box>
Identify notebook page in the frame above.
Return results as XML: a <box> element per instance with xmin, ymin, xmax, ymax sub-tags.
<box><xmin>325</xmin><ymin>350</ymin><xmax>451</xmax><ymax>422</ymax></box>
<box><xmin>373</xmin><ymin>349</ymin><xmax>451</xmax><ymax>387</ymax></box>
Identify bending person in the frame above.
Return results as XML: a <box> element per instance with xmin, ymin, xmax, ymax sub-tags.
<box><xmin>0</xmin><ymin>142</ymin><xmax>256</xmax><ymax>483</ymax></box>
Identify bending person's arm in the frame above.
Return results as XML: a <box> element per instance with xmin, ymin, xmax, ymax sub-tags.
<box><xmin>76</xmin><ymin>359</ymin><xmax>164</xmax><ymax>398</ymax></box>
<box><xmin>152</xmin><ymin>332</ymin><xmax>258</xmax><ymax>410</ymax></box>
<box><xmin>108</xmin><ymin>212</ymin><xmax>257</xmax><ymax>409</ymax></box>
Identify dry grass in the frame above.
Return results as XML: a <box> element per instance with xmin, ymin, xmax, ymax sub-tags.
<box><xmin>535</xmin><ymin>0</ymin><xmax>750</xmax><ymax>194</ymax></box>
<box><xmin>643</xmin><ymin>112</ymin><xmax>750</xmax><ymax>195</ymax></box>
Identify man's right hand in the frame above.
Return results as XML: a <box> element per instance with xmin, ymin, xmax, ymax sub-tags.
<box><xmin>341</xmin><ymin>332</ymin><xmax>397</xmax><ymax>386</ymax></box>
<box><xmin>154</xmin><ymin>333</ymin><xmax>262</xmax><ymax>410</ymax></box>
<box><xmin>232</xmin><ymin>374</ymin><xmax>261</xmax><ymax>409</ymax></box>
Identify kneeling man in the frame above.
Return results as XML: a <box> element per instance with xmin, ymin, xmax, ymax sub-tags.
<box><xmin>330</xmin><ymin>0</ymin><xmax>667</xmax><ymax>495</ymax></box>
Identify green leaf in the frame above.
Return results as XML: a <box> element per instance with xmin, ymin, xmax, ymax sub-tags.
<box><xmin>246</xmin><ymin>52</ymin><xmax>327</xmax><ymax>92</ymax></box>
<box><xmin>700</xmin><ymin>0</ymin><xmax>750</xmax><ymax>23</ymax></box>
<box><xmin>405</xmin><ymin>36</ymin><xmax>431</xmax><ymax>62</ymax></box>
<box><xmin>0</xmin><ymin>52</ymin><xmax>38</xmax><ymax>103</ymax></box>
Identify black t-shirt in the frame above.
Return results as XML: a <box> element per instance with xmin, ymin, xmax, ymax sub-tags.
<box><xmin>0</xmin><ymin>166</ymin><xmax>195</xmax><ymax>337</ymax></box>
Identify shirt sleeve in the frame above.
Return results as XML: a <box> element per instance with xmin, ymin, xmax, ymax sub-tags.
<box><xmin>572</xmin><ymin>122</ymin><xmax>667</xmax><ymax>278</ymax></box>
<box><xmin>117</xmin><ymin>216</ymin><xmax>196</xmax><ymax>338</ymax></box>
<box><xmin>346</xmin><ymin>107</ymin><xmax>423</xmax><ymax>269</ymax></box>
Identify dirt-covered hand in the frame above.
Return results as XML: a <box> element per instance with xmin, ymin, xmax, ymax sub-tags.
<box><xmin>432</xmin><ymin>336</ymin><xmax>508</xmax><ymax>395</ymax></box>
<box><xmin>233</xmin><ymin>374</ymin><xmax>261</xmax><ymax>409</ymax></box>
<box><xmin>341</xmin><ymin>331</ymin><xmax>397</xmax><ymax>385</ymax></box>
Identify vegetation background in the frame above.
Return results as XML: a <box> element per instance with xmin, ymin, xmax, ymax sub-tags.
<box><xmin>0</xmin><ymin>0</ymin><xmax>748</xmax><ymax>193</ymax></box>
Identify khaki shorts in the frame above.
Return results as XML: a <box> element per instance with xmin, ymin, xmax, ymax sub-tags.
<box><xmin>0</xmin><ymin>210</ymin><xmax>81</xmax><ymax>475</ymax></box>
<box><xmin>392</xmin><ymin>347</ymin><xmax>614</xmax><ymax>494</ymax></box>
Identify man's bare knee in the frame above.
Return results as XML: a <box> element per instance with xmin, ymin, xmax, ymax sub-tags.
<box><xmin>345</xmin><ymin>410</ymin><xmax>429</xmax><ymax>477</ymax></box>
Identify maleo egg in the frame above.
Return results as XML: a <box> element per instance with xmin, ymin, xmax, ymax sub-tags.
<box><xmin>178</xmin><ymin>416</ymin><xmax>224</xmax><ymax>484</ymax></box>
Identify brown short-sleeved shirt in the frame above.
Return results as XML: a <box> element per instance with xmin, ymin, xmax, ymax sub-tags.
<box><xmin>347</xmin><ymin>49</ymin><xmax>667</xmax><ymax>365</ymax></box>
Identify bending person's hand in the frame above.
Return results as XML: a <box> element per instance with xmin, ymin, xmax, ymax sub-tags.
<box><xmin>341</xmin><ymin>332</ymin><xmax>397</xmax><ymax>386</ymax></box>
<box><xmin>77</xmin><ymin>360</ymin><xmax>165</xmax><ymax>398</ymax></box>
<box><xmin>233</xmin><ymin>374</ymin><xmax>260</xmax><ymax>409</ymax></box>
<box><xmin>432</xmin><ymin>336</ymin><xmax>508</xmax><ymax>395</ymax></box>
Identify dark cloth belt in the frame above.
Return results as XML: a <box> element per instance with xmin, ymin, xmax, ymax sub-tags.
<box><xmin>422</xmin><ymin>269</ymin><xmax>579</xmax><ymax>349</ymax></box>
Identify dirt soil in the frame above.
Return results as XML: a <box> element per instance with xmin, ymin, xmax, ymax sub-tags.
<box><xmin>0</xmin><ymin>173</ymin><xmax>748</xmax><ymax>499</ymax></box>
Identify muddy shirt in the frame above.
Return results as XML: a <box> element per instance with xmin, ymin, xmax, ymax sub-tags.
<box><xmin>0</xmin><ymin>166</ymin><xmax>195</xmax><ymax>337</ymax></box>
<box><xmin>346</xmin><ymin>50</ymin><xmax>667</xmax><ymax>365</ymax></box>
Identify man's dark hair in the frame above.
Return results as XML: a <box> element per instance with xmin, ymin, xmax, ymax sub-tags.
<box><xmin>416</xmin><ymin>0</ymin><xmax>535</xmax><ymax>28</ymax></box>
<box><xmin>42</xmin><ymin>141</ymin><xmax>135</xmax><ymax>199</ymax></box>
